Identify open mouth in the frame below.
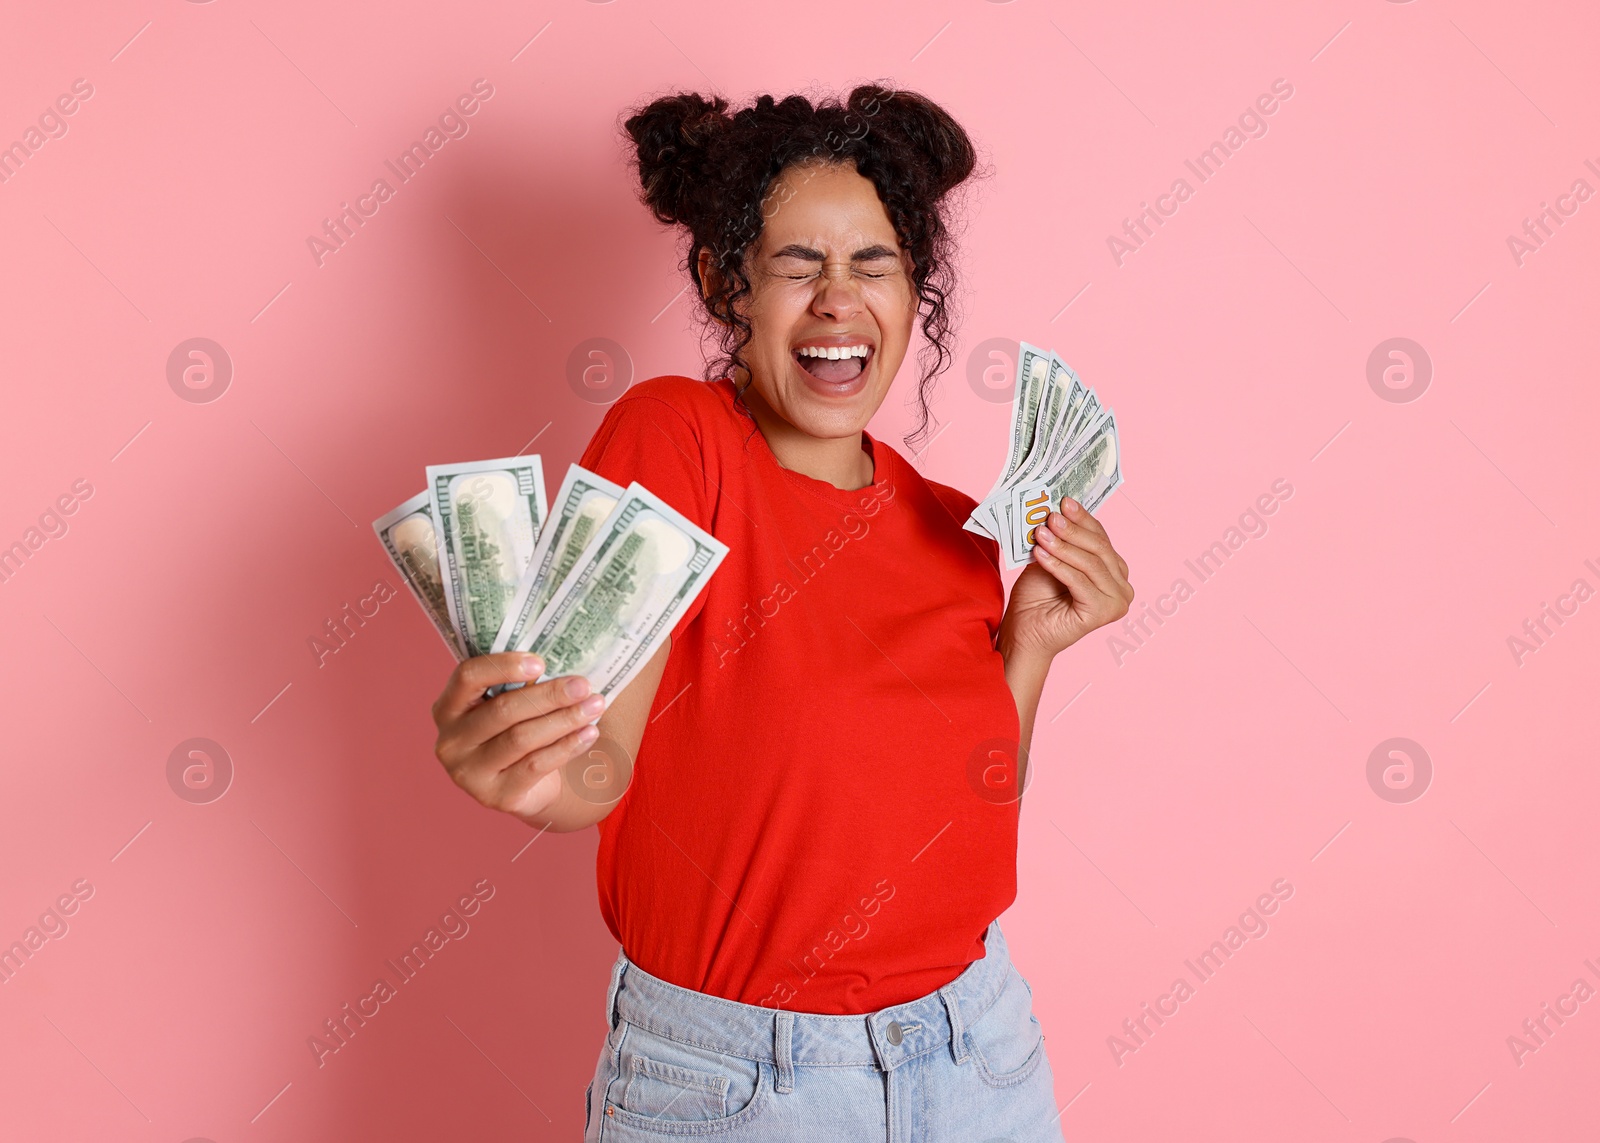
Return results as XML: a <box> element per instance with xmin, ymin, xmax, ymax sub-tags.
<box><xmin>793</xmin><ymin>342</ymin><xmax>873</xmax><ymax>385</ymax></box>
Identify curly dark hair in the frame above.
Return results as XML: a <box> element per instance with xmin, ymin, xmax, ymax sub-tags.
<box><xmin>621</xmin><ymin>85</ymin><xmax>981</xmax><ymax>453</ymax></box>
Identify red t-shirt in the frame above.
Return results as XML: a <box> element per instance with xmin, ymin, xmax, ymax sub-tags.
<box><xmin>578</xmin><ymin>376</ymin><xmax>1021</xmax><ymax>1014</ymax></box>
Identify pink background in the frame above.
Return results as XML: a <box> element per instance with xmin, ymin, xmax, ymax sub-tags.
<box><xmin>2</xmin><ymin>1</ymin><xmax>1596</xmax><ymax>1140</ymax></box>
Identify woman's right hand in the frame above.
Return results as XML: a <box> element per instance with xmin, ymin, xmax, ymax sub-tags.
<box><xmin>430</xmin><ymin>652</ymin><xmax>605</xmax><ymax>825</ymax></box>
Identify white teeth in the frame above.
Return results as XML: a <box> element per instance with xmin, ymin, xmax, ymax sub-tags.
<box><xmin>796</xmin><ymin>345</ymin><xmax>869</xmax><ymax>358</ymax></box>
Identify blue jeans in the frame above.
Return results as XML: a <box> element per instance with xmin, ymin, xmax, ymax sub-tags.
<box><xmin>582</xmin><ymin>921</ymin><xmax>1066</xmax><ymax>1142</ymax></box>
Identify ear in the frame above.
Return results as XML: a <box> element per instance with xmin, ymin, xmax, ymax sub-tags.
<box><xmin>695</xmin><ymin>246</ymin><xmax>718</xmax><ymax>301</ymax></box>
<box><xmin>696</xmin><ymin>246</ymin><xmax>738</xmax><ymax>329</ymax></box>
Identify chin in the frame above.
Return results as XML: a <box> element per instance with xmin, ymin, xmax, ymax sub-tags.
<box><xmin>789</xmin><ymin>406</ymin><xmax>873</xmax><ymax>441</ymax></box>
<box><xmin>786</xmin><ymin>372</ymin><xmax>885</xmax><ymax>434</ymax></box>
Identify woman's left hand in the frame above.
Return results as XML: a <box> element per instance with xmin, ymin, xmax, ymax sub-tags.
<box><xmin>998</xmin><ymin>496</ymin><xmax>1134</xmax><ymax>659</ymax></box>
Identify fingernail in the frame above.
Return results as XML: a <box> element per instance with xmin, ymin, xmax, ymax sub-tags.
<box><xmin>520</xmin><ymin>655</ymin><xmax>543</xmax><ymax>678</ymax></box>
<box><xmin>1048</xmin><ymin>511</ymin><xmax>1064</xmax><ymax>527</ymax></box>
<box><xmin>581</xmin><ymin>695</ymin><xmax>605</xmax><ymax>716</ymax></box>
<box><xmin>1061</xmin><ymin>497</ymin><xmax>1080</xmax><ymax>514</ymax></box>
<box><xmin>565</xmin><ymin>676</ymin><xmax>590</xmax><ymax>699</ymax></box>
<box><xmin>578</xmin><ymin>725</ymin><xmax>599</xmax><ymax>744</ymax></box>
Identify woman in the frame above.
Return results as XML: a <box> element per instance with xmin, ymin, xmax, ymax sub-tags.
<box><xmin>430</xmin><ymin>86</ymin><xmax>1132</xmax><ymax>1142</ymax></box>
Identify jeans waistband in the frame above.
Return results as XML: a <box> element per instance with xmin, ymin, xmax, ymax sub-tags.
<box><xmin>603</xmin><ymin>920</ymin><xmax>1013</xmax><ymax>1078</ymax></box>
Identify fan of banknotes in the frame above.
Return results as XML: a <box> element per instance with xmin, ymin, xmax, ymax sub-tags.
<box><xmin>963</xmin><ymin>342</ymin><xmax>1124</xmax><ymax>570</ymax></box>
<box><xmin>372</xmin><ymin>458</ymin><xmax>728</xmax><ymax>702</ymax></box>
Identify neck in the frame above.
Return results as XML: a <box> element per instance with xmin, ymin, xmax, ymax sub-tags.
<box><xmin>737</xmin><ymin>379</ymin><xmax>874</xmax><ymax>492</ymax></box>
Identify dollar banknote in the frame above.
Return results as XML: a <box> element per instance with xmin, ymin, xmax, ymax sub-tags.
<box><xmin>491</xmin><ymin>464</ymin><xmax>625</xmax><ymax>655</ymax></box>
<box><xmin>502</xmin><ymin>482</ymin><xmax>727</xmax><ymax>701</ymax></box>
<box><xmin>1035</xmin><ymin>357</ymin><xmax>1091</xmax><ymax>476</ymax></box>
<box><xmin>372</xmin><ymin>491</ymin><xmax>467</xmax><ymax>660</ymax></box>
<box><xmin>1004</xmin><ymin>410</ymin><xmax>1123</xmax><ymax>569</ymax></box>
<box><xmin>964</xmin><ymin>344</ymin><xmax>1123</xmax><ymax>568</ymax></box>
<box><xmin>427</xmin><ymin>457</ymin><xmax>548</xmax><ymax>658</ymax></box>
<box><xmin>965</xmin><ymin>342</ymin><xmax>1054</xmax><ymax>540</ymax></box>
<box><xmin>978</xmin><ymin>352</ymin><xmax>1085</xmax><ymax>547</ymax></box>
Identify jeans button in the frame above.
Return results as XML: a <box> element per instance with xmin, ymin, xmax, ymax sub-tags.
<box><xmin>885</xmin><ymin>1020</ymin><xmax>903</xmax><ymax>1046</ymax></box>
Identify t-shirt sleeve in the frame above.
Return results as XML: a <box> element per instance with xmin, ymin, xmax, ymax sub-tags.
<box><xmin>578</xmin><ymin>394</ymin><xmax>717</xmax><ymax>643</ymax></box>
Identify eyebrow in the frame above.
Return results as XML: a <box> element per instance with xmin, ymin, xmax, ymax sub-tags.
<box><xmin>767</xmin><ymin>243</ymin><xmax>899</xmax><ymax>261</ymax></box>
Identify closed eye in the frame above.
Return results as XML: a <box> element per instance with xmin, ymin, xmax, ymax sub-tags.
<box><xmin>777</xmin><ymin>268</ymin><xmax>898</xmax><ymax>281</ymax></box>
<box><xmin>767</xmin><ymin>242</ymin><xmax>903</xmax><ymax>280</ymax></box>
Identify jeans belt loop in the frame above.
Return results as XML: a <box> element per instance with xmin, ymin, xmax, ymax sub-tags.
<box><xmin>774</xmin><ymin>1010</ymin><xmax>796</xmax><ymax>1093</ymax></box>
<box><xmin>940</xmin><ymin>985</ymin><xmax>969</xmax><ymax>1065</ymax></box>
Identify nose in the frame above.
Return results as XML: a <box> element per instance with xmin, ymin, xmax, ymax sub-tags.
<box><xmin>810</xmin><ymin>260</ymin><xmax>865</xmax><ymax>321</ymax></box>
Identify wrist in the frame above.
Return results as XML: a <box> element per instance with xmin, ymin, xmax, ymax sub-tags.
<box><xmin>996</xmin><ymin>617</ymin><xmax>1054</xmax><ymax>669</ymax></box>
<box><xmin>997</xmin><ymin>634</ymin><xmax>1053</xmax><ymax>692</ymax></box>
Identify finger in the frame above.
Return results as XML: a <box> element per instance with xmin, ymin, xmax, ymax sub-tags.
<box><xmin>1061</xmin><ymin>499</ymin><xmax>1131</xmax><ymax>582</ymax></box>
<box><xmin>1044</xmin><ymin>510</ymin><xmax>1130</xmax><ymax>593</ymax></box>
<box><xmin>1033</xmin><ymin>525</ymin><xmax>1122</xmax><ymax>599</ymax></box>
<box><xmin>1044</xmin><ymin>508</ymin><xmax>1116</xmax><ymax>562</ymax></box>
<box><xmin>490</xmin><ymin>723</ymin><xmax>600</xmax><ymax>814</ymax></box>
<box><xmin>1031</xmin><ymin>538</ymin><xmax>1104</xmax><ymax>605</ymax></box>
<box><xmin>1057</xmin><ymin>496</ymin><xmax>1109</xmax><ymax>539</ymax></box>
<box><xmin>454</xmin><ymin>673</ymin><xmax>594</xmax><ymax>749</ymax></box>
<box><xmin>433</xmin><ymin>652</ymin><xmax>546</xmax><ymax>724</ymax></box>
<box><xmin>477</xmin><ymin>693</ymin><xmax>608</xmax><ymax>775</ymax></box>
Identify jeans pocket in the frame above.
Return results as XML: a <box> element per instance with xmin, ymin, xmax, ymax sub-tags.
<box><xmin>605</xmin><ymin>1019</ymin><xmax>770</xmax><ymax>1134</ymax></box>
<box><xmin>624</xmin><ymin>1054</ymin><xmax>728</xmax><ymax>1120</ymax></box>
<box><xmin>965</xmin><ymin>966</ymin><xmax>1046</xmax><ymax>1087</ymax></box>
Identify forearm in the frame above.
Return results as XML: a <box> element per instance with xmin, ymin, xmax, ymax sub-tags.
<box><xmin>996</xmin><ymin>624</ymin><xmax>1053</xmax><ymax>793</ymax></box>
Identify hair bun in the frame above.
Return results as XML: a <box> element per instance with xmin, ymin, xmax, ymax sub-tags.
<box><xmin>848</xmin><ymin>86</ymin><xmax>976</xmax><ymax>199</ymax></box>
<box><xmin>623</xmin><ymin>92</ymin><xmax>730</xmax><ymax>227</ymax></box>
